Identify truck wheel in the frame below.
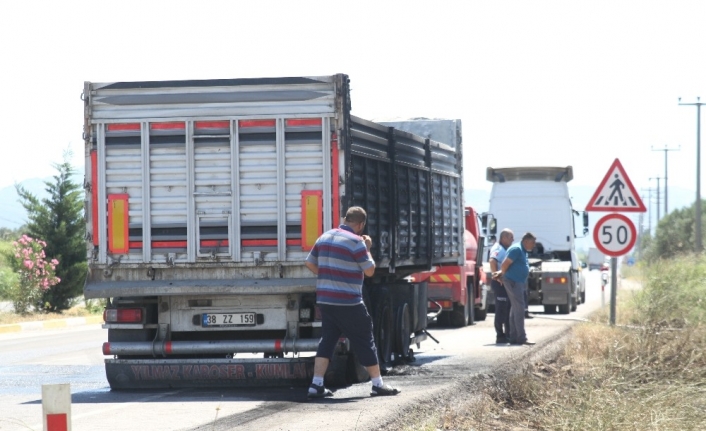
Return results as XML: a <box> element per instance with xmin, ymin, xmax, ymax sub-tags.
<box><xmin>324</xmin><ymin>353</ymin><xmax>349</xmax><ymax>388</ymax></box>
<box><xmin>468</xmin><ymin>291</ymin><xmax>476</xmax><ymax>325</ymax></box>
<box><xmin>436</xmin><ymin>311</ymin><xmax>451</xmax><ymax>326</ymax></box>
<box><xmin>580</xmin><ymin>290</ymin><xmax>586</xmax><ymax>304</ymax></box>
<box><xmin>346</xmin><ymin>352</ymin><xmax>370</xmax><ymax>384</ymax></box>
<box><xmin>544</xmin><ymin>305</ymin><xmax>556</xmax><ymax>314</ymax></box>
<box><xmin>571</xmin><ymin>295</ymin><xmax>578</xmax><ymax>312</ymax></box>
<box><xmin>395</xmin><ymin>303</ymin><xmax>411</xmax><ymax>360</ymax></box>
<box><xmin>474</xmin><ymin>284</ymin><xmax>487</xmax><ymax>321</ymax></box>
<box><xmin>558</xmin><ymin>302</ymin><xmax>571</xmax><ymax>314</ymax></box>
<box><xmin>450</xmin><ymin>299</ymin><xmax>469</xmax><ymax>327</ymax></box>
<box><xmin>374</xmin><ymin>293</ymin><xmax>394</xmax><ymax>367</ymax></box>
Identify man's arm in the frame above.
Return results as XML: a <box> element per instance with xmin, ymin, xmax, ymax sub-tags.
<box><xmin>363</xmin><ymin>252</ymin><xmax>376</xmax><ymax>277</ymax></box>
<box><xmin>493</xmin><ymin>257</ymin><xmax>514</xmax><ymax>279</ymax></box>
<box><xmin>489</xmin><ymin>258</ymin><xmax>499</xmax><ymax>273</ymax></box>
<box><xmin>305</xmin><ymin>261</ymin><xmax>318</xmax><ymax>275</ymax></box>
<box><xmin>361</xmin><ymin>235</ymin><xmax>375</xmax><ymax>277</ymax></box>
<box><xmin>499</xmin><ymin>257</ymin><xmax>513</xmax><ymax>274</ymax></box>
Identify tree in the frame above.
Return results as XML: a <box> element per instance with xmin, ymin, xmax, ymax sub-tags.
<box><xmin>16</xmin><ymin>154</ymin><xmax>86</xmax><ymax>311</ymax></box>
<box><xmin>644</xmin><ymin>200</ymin><xmax>706</xmax><ymax>261</ymax></box>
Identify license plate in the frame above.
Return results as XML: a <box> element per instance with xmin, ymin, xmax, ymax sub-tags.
<box><xmin>202</xmin><ymin>313</ymin><xmax>256</xmax><ymax>327</ymax></box>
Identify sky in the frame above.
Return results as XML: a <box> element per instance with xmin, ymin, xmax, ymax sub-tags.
<box><xmin>1</xmin><ymin>1</ymin><xmax>705</xmax><ymax>233</ymax></box>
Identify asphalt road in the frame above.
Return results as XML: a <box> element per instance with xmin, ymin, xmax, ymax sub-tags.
<box><xmin>0</xmin><ymin>271</ymin><xmax>609</xmax><ymax>431</ymax></box>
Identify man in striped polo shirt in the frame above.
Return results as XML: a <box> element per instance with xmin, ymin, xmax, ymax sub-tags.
<box><xmin>305</xmin><ymin>206</ymin><xmax>400</xmax><ymax>398</ymax></box>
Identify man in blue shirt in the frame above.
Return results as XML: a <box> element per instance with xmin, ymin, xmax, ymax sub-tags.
<box><xmin>489</xmin><ymin>229</ymin><xmax>513</xmax><ymax>344</ymax></box>
<box><xmin>493</xmin><ymin>232</ymin><xmax>537</xmax><ymax>346</ymax></box>
<box><xmin>305</xmin><ymin>206</ymin><xmax>400</xmax><ymax>398</ymax></box>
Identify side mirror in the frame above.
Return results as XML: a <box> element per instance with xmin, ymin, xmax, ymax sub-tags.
<box><xmin>582</xmin><ymin>212</ymin><xmax>589</xmax><ymax>228</ymax></box>
<box><xmin>488</xmin><ymin>218</ymin><xmax>497</xmax><ymax>235</ymax></box>
<box><xmin>581</xmin><ymin>261</ymin><xmax>587</xmax><ymax>269</ymax></box>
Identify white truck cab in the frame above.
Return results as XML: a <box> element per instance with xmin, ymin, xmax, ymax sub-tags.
<box><xmin>484</xmin><ymin>166</ymin><xmax>588</xmax><ymax>314</ymax></box>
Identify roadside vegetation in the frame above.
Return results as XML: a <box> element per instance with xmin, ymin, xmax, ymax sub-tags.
<box><xmin>398</xmin><ymin>256</ymin><xmax>706</xmax><ymax>431</ymax></box>
<box><xmin>0</xmin><ymin>153</ymin><xmax>93</xmax><ymax>321</ymax></box>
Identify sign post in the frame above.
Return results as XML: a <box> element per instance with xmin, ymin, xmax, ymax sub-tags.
<box><xmin>586</xmin><ymin>159</ymin><xmax>646</xmax><ymax>325</ymax></box>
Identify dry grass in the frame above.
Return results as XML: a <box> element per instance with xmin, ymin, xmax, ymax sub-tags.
<box><xmin>399</xmin><ymin>256</ymin><xmax>706</xmax><ymax>431</ymax></box>
<box><xmin>0</xmin><ymin>303</ymin><xmax>102</xmax><ymax>325</ymax></box>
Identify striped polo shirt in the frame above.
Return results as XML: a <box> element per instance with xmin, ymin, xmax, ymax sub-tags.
<box><xmin>306</xmin><ymin>225</ymin><xmax>375</xmax><ymax>305</ymax></box>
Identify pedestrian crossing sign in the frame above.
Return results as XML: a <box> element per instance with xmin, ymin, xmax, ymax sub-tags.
<box><xmin>586</xmin><ymin>158</ymin><xmax>646</xmax><ymax>212</ymax></box>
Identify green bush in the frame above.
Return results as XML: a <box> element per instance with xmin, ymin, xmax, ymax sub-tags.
<box><xmin>0</xmin><ymin>267</ymin><xmax>18</xmax><ymax>301</ymax></box>
<box><xmin>634</xmin><ymin>255</ymin><xmax>706</xmax><ymax>328</ymax></box>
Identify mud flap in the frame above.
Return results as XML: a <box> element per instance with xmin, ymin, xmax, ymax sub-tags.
<box><xmin>105</xmin><ymin>357</ymin><xmax>315</xmax><ymax>389</ymax></box>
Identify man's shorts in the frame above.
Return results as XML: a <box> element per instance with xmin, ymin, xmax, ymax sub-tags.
<box><xmin>316</xmin><ymin>303</ymin><xmax>379</xmax><ymax>367</ymax></box>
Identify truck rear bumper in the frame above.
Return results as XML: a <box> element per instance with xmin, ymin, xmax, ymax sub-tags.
<box><xmin>105</xmin><ymin>357</ymin><xmax>315</xmax><ymax>389</ymax></box>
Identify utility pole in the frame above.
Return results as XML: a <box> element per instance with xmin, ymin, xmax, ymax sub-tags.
<box><xmin>652</xmin><ymin>145</ymin><xmax>680</xmax><ymax>215</ymax></box>
<box><xmin>641</xmin><ymin>187</ymin><xmax>655</xmax><ymax>234</ymax></box>
<box><xmin>679</xmin><ymin>97</ymin><xmax>704</xmax><ymax>253</ymax></box>
<box><xmin>649</xmin><ymin>177</ymin><xmax>663</xmax><ymax>222</ymax></box>
<box><xmin>636</xmin><ymin>207</ymin><xmax>644</xmax><ymax>258</ymax></box>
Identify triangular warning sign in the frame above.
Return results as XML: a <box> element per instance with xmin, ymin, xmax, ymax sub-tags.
<box><xmin>586</xmin><ymin>158</ymin><xmax>646</xmax><ymax>212</ymax></box>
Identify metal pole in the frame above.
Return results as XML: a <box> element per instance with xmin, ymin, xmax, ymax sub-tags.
<box><xmin>641</xmin><ymin>187</ymin><xmax>654</xmax><ymax>234</ymax></box>
<box><xmin>652</xmin><ymin>145</ymin><xmax>680</xmax><ymax>215</ymax></box>
<box><xmin>610</xmin><ymin>257</ymin><xmax>617</xmax><ymax>326</ymax></box>
<box><xmin>696</xmin><ymin>102</ymin><xmax>703</xmax><ymax>253</ymax></box>
<box><xmin>679</xmin><ymin>98</ymin><xmax>704</xmax><ymax>253</ymax></box>
<box><xmin>650</xmin><ymin>177</ymin><xmax>662</xmax><ymax>222</ymax></box>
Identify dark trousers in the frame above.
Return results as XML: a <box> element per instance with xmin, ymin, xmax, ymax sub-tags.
<box><xmin>491</xmin><ymin>280</ymin><xmax>511</xmax><ymax>338</ymax></box>
<box><xmin>503</xmin><ymin>278</ymin><xmax>528</xmax><ymax>343</ymax></box>
<box><xmin>316</xmin><ymin>303</ymin><xmax>379</xmax><ymax>366</ymax></box>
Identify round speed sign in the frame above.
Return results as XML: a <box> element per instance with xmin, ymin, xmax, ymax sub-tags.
<box><xmin>593</xmin><ymin>213</ymin><xmax>637</xmax><ymax>257</ymax></box>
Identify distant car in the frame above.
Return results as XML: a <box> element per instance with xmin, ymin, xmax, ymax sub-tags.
<box><xmin>600</xmin><ymin>262</ymin><xmax>610</xmax><ymax>271</ymax></box>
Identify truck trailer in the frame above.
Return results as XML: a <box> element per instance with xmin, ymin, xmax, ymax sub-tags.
<box><xmin>380</xmin><ymin>119</ymin><xmax>488</xmax><ymax>327</ymax></box>
<box><xmin>482</xmin><ymin>166</ymin><xmax>588</xmax><ymax>315</ymax></box>
<box><xmin>82</xmin><ymin>74</ymin><xmax>464</xmax><ymax>389</ymax></box>
<box><xmin>587</xmin><ymin>247</ymin><xmax>605</xmax><ymax>271</ymax></box>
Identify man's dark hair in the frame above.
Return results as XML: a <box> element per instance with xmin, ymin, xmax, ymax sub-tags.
<box><xmin>522</xmin><ymin>232</ymin><xmax>536</xmax><ymax>241</ymax></box>
<box><xmin>344</xmin><ymin>206</ymin><xmax>367</xmax><ymax>224</ymax></box>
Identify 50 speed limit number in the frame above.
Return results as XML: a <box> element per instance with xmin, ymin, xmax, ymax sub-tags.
<box><xmin>593</xmin><ymin>213</ymin><xmax>637</xmax><ymax>257</ymax></box>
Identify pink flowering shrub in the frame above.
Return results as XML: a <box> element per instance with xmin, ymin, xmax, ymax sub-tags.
<box><xmin>7</xmin><ymin>235</ymin><xmax>60</xmax><ymax>314</ymax></box>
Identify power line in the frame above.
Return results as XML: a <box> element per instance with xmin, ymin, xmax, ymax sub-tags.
<box><xmin>0</xmin><ymin>215</ymin><xmax>24</xmax><ymax>226</ymax></box>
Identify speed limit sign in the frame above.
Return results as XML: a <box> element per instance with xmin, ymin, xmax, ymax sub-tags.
<box><xmin>593</xmin><ymin>213</ymin><xmax>637</xmax><ymax>257</ymax></box>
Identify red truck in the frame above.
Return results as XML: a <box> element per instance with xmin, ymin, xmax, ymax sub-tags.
<box><xmin>411</xmin><ymin>206</ymin><xmax>489</xmax><ymax>327</ymax></box>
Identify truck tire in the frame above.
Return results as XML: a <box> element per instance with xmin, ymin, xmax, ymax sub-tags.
<box><xmin>325</xmin><ymin>353</ymin><xmax>349</xmax><ymax>388</ymax></box>
<box><xmin>374</xmin><ymin>293</ymin><xmax>394</xmax><ymax>367</ymax></box>
<box><xmin>580</xmin><ymin>290</ymin><xmax>586</xmax><ymax>304</ymax></box>
<box><xmin>474</xmin><ymin>287</ymin><xmax>487</xmax><ymax>321</ymax></box>
<box><xmin>571</xmin><ymin>295</ymin><xmax>578</xmax><ymax>312</ymax></box>
<box><xmin>436</xmin><ymin>310</ymin><xmax>451</xmax><ymax>326</ymax></box>
<box><xmin>450</xmin><ymin>298</ymin><xmax>470</xmax><ymax>327</ymax></box>
<box><xmin>395</xmin><ymin>302</ymin><xmax>411</xmax><ymax>360</ymax></box>
<box><xmin>346</xmin><ymin>352</ymin><xmax>370</xmax><ymax>384</ymax></box>
<box><xmin>558</xmin><ymin>301</ymin><xmax>571</xmax><ymax>314</ymax></box>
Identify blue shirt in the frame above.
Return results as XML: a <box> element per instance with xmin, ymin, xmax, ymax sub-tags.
<box><xmin>503</xmin><ymin>242</ymin><xmax>530</xmax><ymax>283</ymax></box>
<box><xmin>306</xmin><ymin>225</ymin><xmax>375</xmax><ymax>305</ymax></box>
<box><xmin>489</xmin><ymin>241</ymin><xmax>508</xmax><ymax>267</ymax></box>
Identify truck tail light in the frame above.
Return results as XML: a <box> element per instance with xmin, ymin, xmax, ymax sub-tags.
<box><xmin>546</xmin><ymin>277</ymin><xmax>567</xmax><ymax>284</ymax></box>
<box><xmin>104</xmin><ymin>308</ymin><xmax>143</xmax><ymax>323</ymax></box>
